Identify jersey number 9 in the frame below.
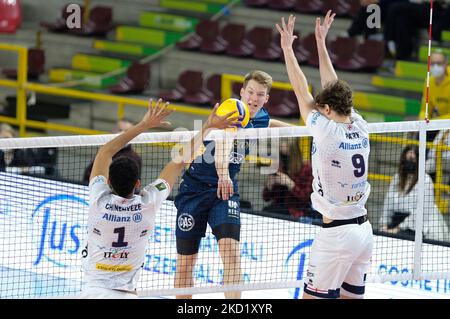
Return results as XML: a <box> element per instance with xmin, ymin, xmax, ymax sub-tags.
<box><xmin>352</xmin><ymin>154</ymin><xmax>365</xmax><ymax>178</ymax></box>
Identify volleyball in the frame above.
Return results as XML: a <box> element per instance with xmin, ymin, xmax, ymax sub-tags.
<box><xmin>216</xmin><ymin>98</ymin><xmax>250</xmax><ymax>128</ymax></box>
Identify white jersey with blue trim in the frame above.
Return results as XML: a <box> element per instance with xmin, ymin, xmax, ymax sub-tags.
<box><xmin>83</xmin><ymin>176</ymin><xmax>170</xmax><ymax>292</ymax></box>
<box><xmin>306</xmin><ymin>109</ymin><xmax>371</xmax><ymax>220</ymax></box>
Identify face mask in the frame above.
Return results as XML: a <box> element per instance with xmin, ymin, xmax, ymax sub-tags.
<box><xmin>401</xmin><ymin>159</ymin><xmax>417</xmax><ymax>174</ymax></box>
<box><xmin>430</xmin><ymin>64</ymin><xmax>445</xmax><ymax>78</ymax></box>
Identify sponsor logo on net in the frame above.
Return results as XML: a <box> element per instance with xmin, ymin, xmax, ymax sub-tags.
<box><xmin>285</xmin><ymin>239</ymin><xmax>314</xmax><ymax>299</ymax></box>
<box><xmin>32</xmin><ymin>194</ymin><xmax>88</xmax><ymax>268</ymax></box>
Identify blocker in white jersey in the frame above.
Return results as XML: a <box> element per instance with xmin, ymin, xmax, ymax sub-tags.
<box><xmin>304</xmin><ymin>110</ymin><xmax>373</xmax><ymax>299</ymax></box>
<box><xmin>305</xmin><ymin>109</ymin><xmax>373</xmax><ymax>299</ymax></box>
<box><xmin>78</xmin><ymin>98</ymin><xmax>240</xmax><ymax>298</ymax></box>
<box><xmin>81</xmin><ymin>176</ymin><xmax>170</xmax><ymax>294</ymax></box>
<box><xmin>277</xmin><ymin>12</ymin><xmax>373</xmax><ymax>299</ymax></box>
<box><xmin>307</xmin><ymin>109</ymin><xmax>371</xmax><ymax>221</ymax></box>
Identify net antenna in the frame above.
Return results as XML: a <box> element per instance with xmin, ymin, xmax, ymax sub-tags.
<box><xmin>424</xmin><ymin>0</ymin><xmax>434</xmax><ymax>123</ymax></box>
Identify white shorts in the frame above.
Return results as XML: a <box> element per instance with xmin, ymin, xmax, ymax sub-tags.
<box><xmin>79</xmin><ymin>286</ymin><xmax>138</xmax><ymax>299</ymax></box>
<box><xmin>304</xmin><ymin>221</ymin><xmax>373</xmax><ymax>299</ymax></box>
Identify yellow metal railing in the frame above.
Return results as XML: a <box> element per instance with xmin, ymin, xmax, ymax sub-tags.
<box><xmin>0</xmin><ymin>43</ymin><xmax>212</xmax><ymax>137</ymax></box>
<box><xmin>0</xmin><ymin>43</ymin><xmax>28</xmax><ymax>136</ymax></box>
<box><xmin>2</xmin><ymin>47</ymin><xmax>450</xmax><ymax>213</ymax></box>
<box><xmin>370</xmin><ymin>134</ymin><xmax>450</xmax><ymax>214</ymax></box>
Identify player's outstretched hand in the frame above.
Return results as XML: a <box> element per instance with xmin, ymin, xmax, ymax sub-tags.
<box><xmin>205</xmin><ymin>103</ymin><xmax>240</xmax><ymax>130</ymax></box>
<box><xmin>315</xmin><ymin>10</ymin><xmax>336</xmax><ymax>44</ymax></box>
<box><xmin>276</xmin><ymin>15</ymin><xmax>297</xmax><ymax>50</ymax></box>
<box><xmin>140</xmin><ymin>98</ymin><xmax>174</xmax><ymax>129</ymax></box>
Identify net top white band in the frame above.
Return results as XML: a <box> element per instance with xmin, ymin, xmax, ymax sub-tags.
<box><xmin>2</xmin><ymin>120</ymin><xmax>450</xmax><ymax>150</ymax></box>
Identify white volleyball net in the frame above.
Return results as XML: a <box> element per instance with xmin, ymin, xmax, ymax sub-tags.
<box><xmin>1</xmin><ymin>121</ymin><xmax>450</xmax><ymax>299</ymax></box>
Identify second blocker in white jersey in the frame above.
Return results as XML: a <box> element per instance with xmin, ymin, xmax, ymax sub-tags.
<box><xmin>306</xmin><ymin>109</ymin><xmax>370</xmax><ymax>220</ymax></box>
<box><xmin>82</xmin><ymin>176</ymin><xmax>170</xmax><ymax>292</ymax></box>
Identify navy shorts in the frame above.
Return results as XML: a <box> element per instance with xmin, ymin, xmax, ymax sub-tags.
<box><xmin>174</xmin><ymin>173</ymin><xmax>241</xmax><ymax>243</ymax></box>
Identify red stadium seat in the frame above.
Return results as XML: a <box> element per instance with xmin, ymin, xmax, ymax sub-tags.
<box><xmin>232</xmin><ymin>82</ymin><xmax>242</xmax><ymax>98</ymax></box>
<box><xmin>206</xmin><ymin>74</ymin><xmax>222</xmax><ymax>105</ymax></box>
<box><xmin>196</xmin><ymin>20</ymin><xmax>228</xmax><ymax>54</ymax></box>
<box><xmin>330</xmin><ymin>36</ymin><xmax>361</xmax><ymax>70</ymax></box>
<box><xmin>301</xmin><ymin>33</ymin><xmax>320</xmax><ymax>66</ymax></box>
<box><xmin>109</xmin><ymin>62</ymin><xmax>150</xmax><ymax>94</ymax></box>
<box><xmin>287</xmin><ymin>90</ymin><xmax>300</xmax><ymax>106</ymax></box>
<box><xmin>294</xmin><ymin>36</ymin><xmax>312</xmax><ymax>64</ymax></box>
<box><xmin>159</xmin><ymin>70</ymin><xmax>212</xmax><ymax>105</ymax></box>
<box><xmin>324</xmin><ymin>0</ymin><xmax>360</xmax><ymax>18</ymax></box>
<box><xmin>69</xmin><ymin>6</ymin><xmax>113</xmax><ymax>36</ymax></box>
<box><xmin>159</xmin><ymin>86</ymin><xmax>185</xmax><ymax>102</ymax></box>
<box><xmin>248</xmin><ymin>27</ymin><xmax>282</xmax><ymax>61</ymax></box>
<box><xmin>176</xmin><ymin>34</ymin><xmax>202</xmax><ymax>51</ymax></box>
<box><xmin>41</xmin><ymin>4</ymin><xmax>85</xmax><ymax>33</ymax></box>
<box><xmin>182</xmin><ymin>71</ymin><xmax>212</xmax><ymax>105</ymax></box>
<box><xmin>357</xmin><ymin>39</ymin><xmax>385</xmax><ymax>70</ymax></box>
<box><xmin>294</xmin><ymin>0</ymin><xmax>325</xmax><ymax>14</ymax></box>
<box><xmin>2</xmin><ymin>48</ymin><xmax>45</xmax><ymax>80</ymax></box>
<box><xmin>265</xmin><ymin>88</ymin><xmax>299</xmax><ymax>118</ymax></box>
<box><xmin>267</xmin><ymin>0</ymin><xmax>296</xmax><ymax>10</ymax></box>
<box><xmin>243</xmin><ymin>0</ymin><xmax>269</xmax><ymax>7</ymax></box>
<box><xmin>330</xmin><ymin>37</ymin><xmax>383</xmax><ymax>71</ymax></box>
<box><xmin>159</xmin><ymin>72</ymin><xmax>188</xmax><ymax>102</ymax></box>
<box><xmin>221</xmin><ymin>23</ymin><xmax>254</xmax><ymax>57</ymax></box>
<box><xmin>0</xmin><ymin>0</ymin><xmax>22</xmax><ymax>33</ymax></box>
<box><xmin>276</xmin><ymin>31</ymin><xmax>309</xmax><ymax>64</ymax></box>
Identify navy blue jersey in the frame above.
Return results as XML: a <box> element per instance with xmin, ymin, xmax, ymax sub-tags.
<box><xmin>185</xmin><ymin>107</ymin><xmax>270</xmax><ymax>185</ymax></box>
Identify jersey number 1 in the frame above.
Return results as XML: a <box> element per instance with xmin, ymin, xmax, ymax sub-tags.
<box><xmin>112</xmin><ymin>227</ymin><xmax>128</xmax><ymax>247</ymax></box>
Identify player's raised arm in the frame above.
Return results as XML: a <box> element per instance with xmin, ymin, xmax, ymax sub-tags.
<box><xmin>159</xmin><ymin>104</ymin><xmax>238</xmax><ymax>190</ymax></box>
<box><xmin>276</xmin><ymin>15</ymin><xmax>315</xmax><ymax>123</ymax></box>
<box><xmin>215</xmin><ymin>131</ymin><xmax>235</xmax><ymax>200</ymax></box>
<box><xmin>90</xmin><ymin>98</ymin><xmax>173</xmax><ymax>181</ymax></box>
<box><xmin>316</xmin><ymin>10</ymin><xmax>338</xmax><ymax>88</ymax></box>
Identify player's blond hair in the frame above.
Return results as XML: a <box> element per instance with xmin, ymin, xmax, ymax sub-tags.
<box><xmin>243</xmin><ymin>70</ymin><xmax>273</xmax><ymax>93</ymax></box>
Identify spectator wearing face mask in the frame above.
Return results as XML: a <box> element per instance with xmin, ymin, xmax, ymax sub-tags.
<box><xmin>419</xmin><ymin>51</ymin><xmax>450</xmax><ymax>121</ymax></box>
<box><xmin>380</xmin><ymin>145</ymin><xmax>450</xmax><ymax>242</ymax></box>
<box><xmin>417</xmin><ymin>52</ymin><xmax>450</xmax><ymax>145</ymax></box>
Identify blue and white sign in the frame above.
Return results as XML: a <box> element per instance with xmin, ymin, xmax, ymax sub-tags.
<box><xmin>0</xmin><ymin>172</ymin><xmax>449</xmax><ymax>299</ymax></box>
